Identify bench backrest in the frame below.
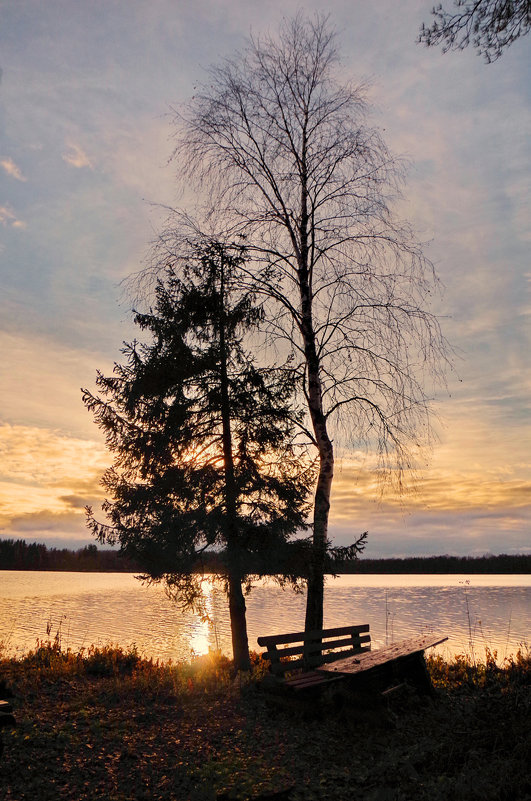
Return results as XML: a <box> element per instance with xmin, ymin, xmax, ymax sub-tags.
<box><xmin>257</xmin><ymin>624</ymin><xmax>371</xmax><ymax>676</ymax></box>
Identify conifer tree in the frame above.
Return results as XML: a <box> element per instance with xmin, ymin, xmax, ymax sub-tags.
<box><xmin>83</xmin><ymin>242</ymin><xmax>313</xmax><ymax>670</ymax></box>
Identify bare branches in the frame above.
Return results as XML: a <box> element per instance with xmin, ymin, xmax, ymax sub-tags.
<box><xmin>149</xmin><ymin>14</ymin><xmax>453</xmax><ymax>629</ymax></box>
<box><xmin>419</xmin><ymin>0</ymin><xmax>531</xmax><ymax>61</ymax></box>
<box><xmin>169</xmin><ymin>14</ymin><xmax>450</xmax><ymax>487</ymax></box>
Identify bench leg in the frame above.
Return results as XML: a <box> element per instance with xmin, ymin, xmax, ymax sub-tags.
<box><xmin>405</xmin><ymin>653</ymin><xmax>435</xmax><ymax>697</ymax></box>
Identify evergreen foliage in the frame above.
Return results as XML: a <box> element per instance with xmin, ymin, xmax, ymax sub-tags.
<box><xmin>82</xmin><ymin>242</ymin><xmax>314</xmax><ymax>668</ymax></box>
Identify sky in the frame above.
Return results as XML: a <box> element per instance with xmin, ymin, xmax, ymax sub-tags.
<box><xmin>0</xmin><ymin>0</ymin><xmax>529</xmax><ymax>559</ymax></box>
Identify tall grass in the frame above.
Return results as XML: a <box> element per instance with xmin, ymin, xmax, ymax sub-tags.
<box><xmin>0</xmin><ymin>638</ymin><xmax>271</xmax><ymax>701</ymax></box>
<box><xmin>427</xmin><ymin>643</ymin><xmax>530</xmax><ymax>690</ymax></box>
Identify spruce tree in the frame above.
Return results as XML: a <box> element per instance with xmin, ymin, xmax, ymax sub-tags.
<box><xmin>83</xmin><ymin>242</ymin><xmax>313</xmax><ymax>670</ymax></box>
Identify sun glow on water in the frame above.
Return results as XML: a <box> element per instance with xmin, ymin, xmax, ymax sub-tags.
<box><xmin>188</xmin><ymin>582</ymin><xmax>214</xmax><ymax>656</ymax></box>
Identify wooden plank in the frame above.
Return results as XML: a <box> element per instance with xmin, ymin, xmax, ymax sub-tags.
<box><xmin>267</xmin><ymin>634</ymin><xmax>370</xmax><ymax>661</ymax></box>
<box><xmin>285</xmin><ymin>671</ymin><xmax>345</xmax><ymax>690</ymax></box>
<box><xmin>286</xmin><ymin>672</ymin><xmax>327</xmax><ymax>688</ymax></box>
<box><xmin>317</xmin><ymin>634</ymin><xmax>448</xmax><ymax>676</ymax></box>
<box><xmin>257</xmin><ymin>624</ymin><xmax>370</xmax><ymax>647</ymax></box>
<box><xmin>270</xmin><ymin>644</ymin><xmax>372</xmax><ymax>676</ymax></box>
<box><xmin>309</xmin><ymin>634</ymin><xmax>370</xmax><ymax>652</ymax></box>
<box><xmin>270</xmin><ymin>657</ymin><xmax>307</xmax><ymax>674</ymax></box>
<box><xmin>318</xmin><ymin>645</ymin><xmax>371</xmax><ymax>665</ymax></box>
<box><xmin>0</xmin><ymin>701</ymin><xmax>12</xmax><ymax>715</ymax></box>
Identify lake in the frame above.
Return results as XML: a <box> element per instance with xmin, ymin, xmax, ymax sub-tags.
<box><xmin>0</xmin><ymin>571</ymin><xmax>529</xmax><ymax>664</ymax></box>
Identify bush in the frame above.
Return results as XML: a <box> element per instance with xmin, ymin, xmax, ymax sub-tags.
<box><xmin>83</xmin><ymin>644</ymin><xmax>141</xmax><ymax>677</ymax></box>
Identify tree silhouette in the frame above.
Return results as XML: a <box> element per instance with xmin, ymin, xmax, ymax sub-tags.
<box><xmin>166</xmin><ymin>14</ymin><xmax>449</xmax><ymax>632</ymax></box>
<box><xmin>419</xmin><ymin>0</ymin><xmax>530</xmax><ymax>61</ymax></box>
<box><xmin>83</xmin><ymin>242</ymin><xmax>313</xmax><ymax>670</ymax></box>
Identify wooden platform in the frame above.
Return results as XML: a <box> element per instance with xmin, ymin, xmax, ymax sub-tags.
<box><xmin>317</xmin><ymin>634</ymin><xmax>447</xmax><ymax>677</ymax></box>
<box><xmin>316</xmin><ymin>633</ymin><xmax>447</xmax><ymax>695</ymax></box>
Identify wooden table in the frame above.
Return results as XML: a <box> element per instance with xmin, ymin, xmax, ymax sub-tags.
<box><xmin>316</xmin><ymin>633</ymin><xmax>448</xmax><ymax>695</ymax></box>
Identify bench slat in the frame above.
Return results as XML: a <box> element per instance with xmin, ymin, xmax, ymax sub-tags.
<box><xmin>257</xmin><ymin>624</ymin><xmax>370</xmax><ymax>647</ymax></box>
<box><xmin>259</xmin><ymin>624</ymin><xmax>372</xmax><ymax>680</ymax></box>
<box><xmin>269</xmin><ymin>645</ymin><xmax>372</xmax><ymax>676</ymax></box>
<box><xmin>264</xmin><ymin>634</ymin><xmax>370</xmax><ymax>661</ymax></box>
<box><xmin>285</xmin><ymin>671</ymin><xmax>344</xmax><ymax>690</ymax></box>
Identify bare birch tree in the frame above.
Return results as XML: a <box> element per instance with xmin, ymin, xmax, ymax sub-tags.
<box><xmin>170</xmin><ymin>13</ymin><xmax>449</xmax><ymax>631</ymax></box>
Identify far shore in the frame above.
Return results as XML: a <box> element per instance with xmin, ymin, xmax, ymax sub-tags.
<box><xmin>0</xmin><ymin>538</ymin><xmax>530</xmax><ymax>574</ymax></box>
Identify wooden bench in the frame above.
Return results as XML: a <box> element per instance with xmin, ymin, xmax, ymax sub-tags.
<box><xmin>0</xmin><ymin>700</ymin><xmax>16</xmax><ymax>759</ymax></box>
<box><xmin>257</xmin><ymin>624</ymin><xmax>371</xmax><ymax>692</ymax></box>
<box><xmin>258</xmin><ymin>626</ymin><xmax>448</xmax><ymax>697</ymax></box>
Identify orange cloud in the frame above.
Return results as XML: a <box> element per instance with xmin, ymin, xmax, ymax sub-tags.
<box><xmin>0</xmin><ymin>424</ymin><xmax>107</xmax><ymax>530</ymax></box>
<box><xmin>0</xmin><ymin>157</ymin><xmax>26</xmax><ymax>181</ymax></box>
<box><xmin>330</xmin><ymin>458</ymin><xmax>531</xmax><ymax>523</ymax></box>
<box><xmin>0</xmin><ymin>205</ymin><xmax>27</xmax><ymax>229</ymax></box>
<box><xmin>62</xmin><ymin>141</ymin><xmax>93</xmax><ymax>169</ymax></box>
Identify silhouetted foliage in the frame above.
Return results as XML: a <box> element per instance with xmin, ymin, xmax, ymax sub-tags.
<box><xmin>419</xmin><ymin>0</ymin><xmax>530</xmax><ymax>61</ymax></box>
<box><xmin>82</xmin><ymin>242</ymin><xmax>314</xmax><ymax>669</ymax></box>
<box><xmin>164</xmin><ymin>13</ymin><xmax>449</xmax><ymax>634</ymax></box>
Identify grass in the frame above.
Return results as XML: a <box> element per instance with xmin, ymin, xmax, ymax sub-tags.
<box><xmin>0</xmin><ymin>641</ymin><xmax>530</xmax><ymax>801</ymax></box>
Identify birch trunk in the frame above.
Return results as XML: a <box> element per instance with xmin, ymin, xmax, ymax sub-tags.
<box><xmin>300</xmin><ymin>285</ymin><xmax>334</xmax><ymax>632</ymax></box>
<box><xmin>298</xmin><ymin>162</ymin><xmax>334</xmax><ymax>630</ymax></box>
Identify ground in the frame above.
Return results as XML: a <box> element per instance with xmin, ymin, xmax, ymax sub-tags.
<box><xmin>0</xmin><ymin>644</ymin><xmax>529</xmax><ymax>800</ymax></box>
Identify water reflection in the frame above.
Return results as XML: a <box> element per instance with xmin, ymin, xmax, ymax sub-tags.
<box><xmin>0</xmin><ymin>571</ymin><xmax>529</xmax><ymax>663</ymax></box>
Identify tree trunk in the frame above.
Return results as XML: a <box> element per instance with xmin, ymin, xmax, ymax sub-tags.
<box><xmin>298</xmin><ymin>250</ymin><xmax>334</xmax><ymax>632</ymax></box>
<box><xmin>304</xmin><ymin>438</ymin><xmax>333</xmax><ymax>632</ymax></box>
<box><xmin>218</xmin><ymin>262</ymin><xmax>251</xmax><ymax>671</ymax></box>
<box><xmin>297</xmin><ymin>145</ymin><xmax>335</xmax><ymax>633</ymax></box>
<box><xmin>227</xmin><ymin>567</ymin><xmax>251</xmax><ymax>671</ymax></box>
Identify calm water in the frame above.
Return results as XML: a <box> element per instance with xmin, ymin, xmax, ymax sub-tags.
<box><xmin>0</xmin><ymin>571</ymin><xmax>529</xmax><ymax>663</ymax></box>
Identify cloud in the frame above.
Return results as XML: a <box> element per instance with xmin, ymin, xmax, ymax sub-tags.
<box><xmin>0</xmin><ymin>424</ymin><xmax>108</xmax><ymax>485</ymax></box>
<box><xmin>59</xmin><ymin>494</ymin><xmax>101</xmax><ymax>509</ymax></box>
<box><xmin>330</xmin><ymin>458</ymin><xmax>531</xmax><ymax>516</ymax></box>
<box><xmin>0</xmin><ymin>508</ymin><xmax>92</xmax><ymax>547</ymax></box>
<box><xmin>0</xmin><ymin>0</ymin><xmax>528</xmax><ymax>560</ymax></box>
<box><xmin>0</xmin><ymin>331</ymin><xmax>123</xmax><ymax>438</ymax></box>
<box><xmin>328</xmin><ymin>456</ymin><xmax>531</xmax><ymax>556</ymax></box>
<box><xmin>0</xmin><ymin>424</ymin><xmax>108</xmax><ymax>529</ymax></box>
<box><xmin>0</xmin><ymin>157</ymin><xmax>26</xmax><ymax>181</ymax></box>
<box><xmin>329</xmin><ymin>501</ymin><xmax>531</xmax><ymax>558</ymax></box>
<box><xmin>0</xmin><ymin>205</ymin><xmax>27</xmax><ymax>229</ymax></box>
<box><xmin>62</xmin><ymin>141</ymin><xmax>93</xmax><ymax>169</ymax></box>
<box><xmin>3</xmin><ymin>509</ymin><xmax>82</xmax><ymax>533</ymax></box>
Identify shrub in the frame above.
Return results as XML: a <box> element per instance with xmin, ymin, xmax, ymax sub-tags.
<box><xmin>83</xmin><ymin>644</ymin><xmax>141</xmax><ymax>677</ymax></box>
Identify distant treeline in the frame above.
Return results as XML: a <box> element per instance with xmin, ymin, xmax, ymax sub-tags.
<box><xmin>0</xmin><ymin>537</ymin><xmax>530</xmax><ymax>574</ymax></box>
<box><xmin>334</xmin><ymin>553</ymin><xmax>531</xmax><ymax>574</ymax></box>
<box><xmin>0</xmin><ymin>540</ymin><xmax>138</xmax><ymax>572</ymax></box>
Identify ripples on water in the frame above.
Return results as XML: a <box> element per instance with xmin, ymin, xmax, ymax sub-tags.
<box><xmin>0</xmin><ymin>572</ymin><xmax>529</xmax><ymax>664</ymax></box>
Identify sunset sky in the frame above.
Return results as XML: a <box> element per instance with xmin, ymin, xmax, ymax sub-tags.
<box><xmin>1</xmin><ymin>0</ymin><xmax>529</xmax><ymax>558</ymax></box>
